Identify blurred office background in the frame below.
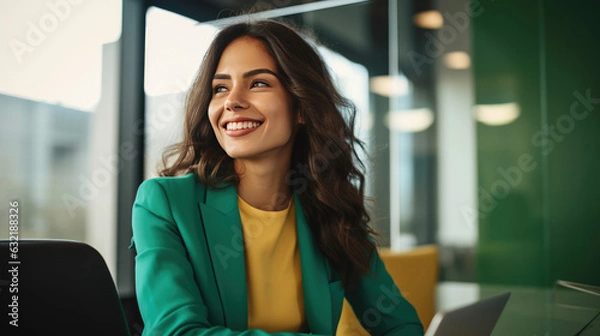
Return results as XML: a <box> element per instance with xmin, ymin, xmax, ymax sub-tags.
<box><xmin>1</xmin><ymin>0</ymin><xmax>599</xmax><ymax>334</ymax></box>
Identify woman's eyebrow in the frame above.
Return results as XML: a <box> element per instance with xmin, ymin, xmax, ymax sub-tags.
<box><xmin>213</xmin><ymin>68</ymin><xmax>278</xmax><ymax>80</ymax></box>
<box><xmin>243</xmin><ymin>68</ymin><xmax>278</xmax><ymax>78</ymax></box>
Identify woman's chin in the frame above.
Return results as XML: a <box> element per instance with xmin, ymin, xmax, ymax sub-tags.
<box><xmin>226</xmin><ymin>149</ymin><xmax>259</xmax><ymax>160</ymax></box>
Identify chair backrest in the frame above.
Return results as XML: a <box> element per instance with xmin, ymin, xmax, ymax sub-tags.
<box><xmin>337</xmin><ymin>245</ymin><xmax>439</xmax><ymax>335</ymax></box>
<box><xmin>0</xmin><ymin>239</ymin><xmax>130</xmax><ymax>335</ymax></box>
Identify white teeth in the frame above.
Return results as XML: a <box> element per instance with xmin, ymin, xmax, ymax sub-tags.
<box><xmin>226</xmin><ymin>121</ymin><xmax>261</xmax><ymax>130</ymax></box>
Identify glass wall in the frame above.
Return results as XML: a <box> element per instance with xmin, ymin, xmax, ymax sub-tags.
<box><xmin>0</xmin><ymin>0</ymin><xmax>122</xmax><ymax>276</ymax></box>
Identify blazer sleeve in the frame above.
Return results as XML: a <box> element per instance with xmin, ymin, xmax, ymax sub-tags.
<box><xmin>132</xmin><ymin>179</ymin><xmax>326</xmax><ymax>336</ymax></box>
<box><xmin>344</xmin><ymin>251</ymin><xmax>424</xmax><ymax>336</ymax></box>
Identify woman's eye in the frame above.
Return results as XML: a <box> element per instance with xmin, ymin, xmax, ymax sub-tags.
<box><xmin>213</xmin><ymin>86</ymin><xmax>227</xmax><ymax>94</ymax></box>
<box><xmin>252</xmin><ymin>81</ymin><xmax>268</xmax><ymax>88</ymax></box>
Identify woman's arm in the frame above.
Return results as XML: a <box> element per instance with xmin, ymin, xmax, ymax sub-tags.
<box><xmin>132</xmin><ymin>179</ymin><xmax>324</xmax><ymax>336</ymax></box>
<box><xmin>344</xmin><ymin>251</ymin><xmax>424</xmax><ymax>336</ymax></box>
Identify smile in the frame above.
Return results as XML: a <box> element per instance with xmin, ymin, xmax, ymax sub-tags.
<box><xmin>225</xmin><ymin>121</ymin><xmax>262</xmax><ymax>130</ymax></box>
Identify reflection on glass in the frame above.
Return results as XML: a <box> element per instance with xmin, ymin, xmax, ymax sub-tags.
<box><xmin>552</xmin><ymin>280</ymin><xmax>600</xmax><ymax>335</ymax></box>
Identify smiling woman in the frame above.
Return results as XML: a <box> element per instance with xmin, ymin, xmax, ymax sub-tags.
<box><xmin>131</xmin><ymin>19</ymin><xmax>423</xmax><ymax>336</ymax></box>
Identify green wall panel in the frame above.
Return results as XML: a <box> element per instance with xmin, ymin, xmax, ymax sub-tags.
<box><xmin>474</xmin><ymin>0</ymin><xmax>600</xmax><ymax>286</ymax></box>
<box><xmin>545</xmin><ymin>1</ymin><xmax>600</xmax><ymax>286</ymax></box>
<box><xmin>474</xmin><ymin>0</ymin><xmax>546</xmax><ymax>286</ymax></box>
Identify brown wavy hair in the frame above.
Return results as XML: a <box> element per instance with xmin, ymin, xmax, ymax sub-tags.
<box><xmin>160</xmin><ymin>19</ymin><xmax>376</xmax><ymax>289</ymax></box>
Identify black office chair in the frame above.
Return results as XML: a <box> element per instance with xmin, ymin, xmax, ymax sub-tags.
<box><xmin>0</xmin><ymin>239</ymin><xmax>130</xmax><ymax>335</ymax></box>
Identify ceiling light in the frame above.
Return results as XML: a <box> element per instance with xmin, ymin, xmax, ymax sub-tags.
<box><xmin>370</xmin><ymin>75</ymin><xmax>409</xmax><ymax>97</ymax></box>
<box><xmin>443</xmin><ymin>51</ymin><xmax>471</xmax><ymax>69</ymax></box>
<box><xmin>473</xmin><ymin>102</ymin><xmax>520</xmax><ymax>126</ymax></box>
<box><xmin>413</xmin><ymin>10</ymin><xmax>443</xmax><ymax>29</ymax></box>
<box><xmin>385</xmin><ymin>108</ymin><xmax>434</xmax><ymax>132</ymax></box>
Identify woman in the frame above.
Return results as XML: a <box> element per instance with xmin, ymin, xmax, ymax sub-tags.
<box><xmin>131</xmin><ymin>19</ymin><xmax>423</xmax><ymax>336</ymax></box>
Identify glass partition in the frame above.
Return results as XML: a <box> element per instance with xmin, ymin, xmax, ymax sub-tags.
<box><xmin>0</xmin><ymin>0</ymin><xmax>122</xmax><ymax>277</ymax></box>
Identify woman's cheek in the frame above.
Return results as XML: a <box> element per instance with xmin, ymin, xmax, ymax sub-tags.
<box><xmin>207</xmin><ymin>105</ymin><xmax>219</xmax><ymax>130</ymax></box>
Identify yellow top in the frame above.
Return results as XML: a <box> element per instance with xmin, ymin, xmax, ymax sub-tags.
<box><xmin>238</xmin><ymin>196</ymin><xmax>307</xmax><ymax>333</ymax></box>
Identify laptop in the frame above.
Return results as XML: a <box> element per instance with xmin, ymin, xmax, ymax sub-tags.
<box><xmin>425</xmin><ymin>292</ymin><xmax>511</xmax><ymax>336</ymax></box>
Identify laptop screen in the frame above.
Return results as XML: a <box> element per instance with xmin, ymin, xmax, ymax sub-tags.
<box><xmin>425</xmin><ymin>292</ymin><xmax>511</xmax><ymax>336</ymax></box>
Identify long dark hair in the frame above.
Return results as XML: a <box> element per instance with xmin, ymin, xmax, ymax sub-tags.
<box><xmin>161</xmin><ymin>19</ymin><xmax>377</xmax><ymax>289</ymax></box>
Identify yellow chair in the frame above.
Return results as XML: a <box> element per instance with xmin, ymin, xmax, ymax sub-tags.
<box><xmin>336</xmin><ymin>245</ymin><xmax>439</xmax><ymax>335</ymax></box>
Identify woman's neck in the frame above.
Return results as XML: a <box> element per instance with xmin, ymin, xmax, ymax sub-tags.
<box><xmin>235</xmin><ymin>159</ymin><xmax>292</xmax><ymax>211</ymax></box>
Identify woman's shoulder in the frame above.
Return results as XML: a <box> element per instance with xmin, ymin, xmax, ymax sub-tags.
<box><xmin>139</xmin><ymin>172</ymin><xmax>200</xmax><ymax>187</ymax></box>
<box><xmin>135</xmin><ymin>173</ymin><xmax>205</xmax><ymax>202</ymax></box>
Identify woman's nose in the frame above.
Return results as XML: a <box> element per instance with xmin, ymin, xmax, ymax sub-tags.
<box><xmin>224</xmin><ymin>86</ymin><xmax>249</xmax><ymax>111</ymax></box>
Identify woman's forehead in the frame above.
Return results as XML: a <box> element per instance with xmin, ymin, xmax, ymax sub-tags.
<box><xmin>215</xmin><ymin>36</ymin><xmax>278</xmax><ymax>74</ymax></box>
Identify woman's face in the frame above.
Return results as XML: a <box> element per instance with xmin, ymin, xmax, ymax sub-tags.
<box><xmin>208</xmin><ymin>36</ymin><xmax>297</xmax><ymax>163</ymax></box>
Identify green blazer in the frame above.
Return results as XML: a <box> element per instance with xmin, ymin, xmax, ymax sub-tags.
<box><xmin>131</xmin><ymin>173</ymin><xmax>423</xmax><ymax>336</ymax></box>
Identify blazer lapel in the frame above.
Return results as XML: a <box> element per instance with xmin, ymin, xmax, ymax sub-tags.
<box><xmin>197</xmin><ymin>184</ymin><xmax>336</xmax><ymax>333</ymax></box>
<box><xmin>294</xmin><ymin>194</ymin><xmax>335</xmax><ymax>335</ymax></box>
<box><xmin>198</xmin><ymin>184</ymin><xmax>248</xmax><ymax>331</ymax></box>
